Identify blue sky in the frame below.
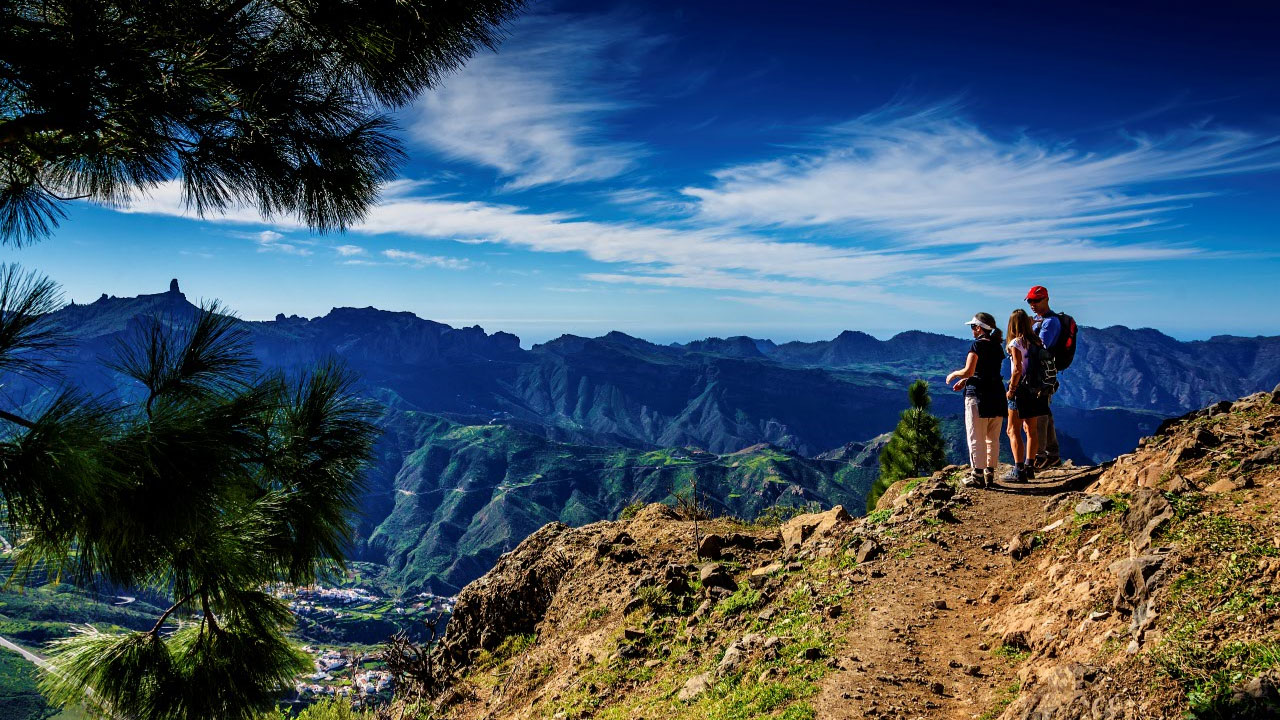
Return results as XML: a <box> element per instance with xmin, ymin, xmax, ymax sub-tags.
<box><xmin>8</xmin><ymin>0</ymin><xmax>1280</xmax><ymax>345</ymax></box>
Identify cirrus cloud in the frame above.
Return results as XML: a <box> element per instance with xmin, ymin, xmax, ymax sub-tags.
<box><xmin>682</xmin><ymin>104</ymin><xmax>1280</xmax><ymax>248</ymax></box>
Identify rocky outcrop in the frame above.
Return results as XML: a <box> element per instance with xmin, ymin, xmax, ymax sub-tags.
<box><xmin>435</xmin><ymin>522</ymin><xmax>587</xmax><ymax>669</ymax></box>
<box><xmin>393</xmin><ymin>394</ymin><xmax>1280</xmax><ymax>720</ymax></box>
<box><xmin>780</xmin><ymin>505</ymin><xmax>851</xmax><ymax>550</ymax></box>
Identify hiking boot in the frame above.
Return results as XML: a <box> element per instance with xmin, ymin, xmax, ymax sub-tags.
<box><xmin>1001</xmin><ymin>467</ymin><xmax>1022</xmax><ymax>483</ymax></box>
<box><xmin>1018</xmin><ymin>466</ymin><xmax>1030</xmax><ymax>482</ymax></box>
<box><xmin>1033</xmin><ymin>455</ymin><xmax>1062</xmax><ymax>470</ymax></box>
<box><xmin>962</xmin><ymin>470</ymin><xmax>981</xmax><ymax>487</ymax></box>
<box><xmin>1025</xmin><ymin>465</ymin><xmax>1036</xmax><ymax>481</ymax></box>
<box><xmin>983</xmin><ymin>468</ymin><xmax>995</xmax><ymax>488</ymax></box>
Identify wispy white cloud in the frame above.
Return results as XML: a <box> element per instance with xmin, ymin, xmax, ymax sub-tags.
<box><xmin>335</xmin><ymin>244</ymin><xmax>366</xmax><ymax>257</ymax></box>
<box><xmin>115</xmin><ymin>174</ymin><xmax>1217</xmax><ymax>316</ymax></box>
<box><xmin>408</xmin><ymin>13</ymin><xmax>650</xmax><ymax>190</ymax></box>
<box><xmin>118</xmin><ymin>101</ymin><xmax>1280</xmax><ymax>313</ymax></box>
<box><xmin>382</xmin><ymin>249</ymin><xmax>470</xmax><ymax>270</ymax></box>
<box><xmin>682</xmin><ymin>104</ymin><xmax>1280</xmax><ymax>248</ymax></box>
<box><xmin>240</xmin><ymin>229</ymin><xmax>312</xmax><ymax>256</ymax></box>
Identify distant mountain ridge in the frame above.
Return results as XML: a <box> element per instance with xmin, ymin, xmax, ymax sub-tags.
<box><xmin>35</xmin><ymin>283</ymin><xmax>1280</xmax><ymax>590</ymax></box>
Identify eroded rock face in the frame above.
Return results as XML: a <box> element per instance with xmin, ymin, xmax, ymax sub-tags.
<box><xmin>1004</xmin><ymin>663</ymin><xmax>1142</xmax><ymax>720</ymax></box>
<box><xmin>436</xmin><ymin>523</ymin><xmax>582</xmax><ymax>668</ymax></box>
<box><xmin>1122</xmin><ymin>489</ymin><xmax>1173</xmax><ymax>554</ymax></box>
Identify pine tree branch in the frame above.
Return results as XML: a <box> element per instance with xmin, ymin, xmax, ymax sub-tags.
<box><xmin>0</xmin><ymin>113</ymin><xmax>61</xmax><ymax>147</ymax></box>
<box><xmin>148</xmin><ymin>589</ymin><xmax>198</xmax><ymax>635</ymax></box>
<box><xmin>0</xmin><ymin>408</ymin><xmax>35</xmax><ymax>429</ymax></box>
<box><xmin>32</xmin><ymin>175</ymin><xmax>91</xmax><ymax>202</ymax></box>
<box><xmin>200</xmin><ymin>589</ymin><xmax>220</xmax><ymax>635</ymax></box>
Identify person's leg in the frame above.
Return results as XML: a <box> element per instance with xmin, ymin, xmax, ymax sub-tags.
<box><xmin>1043</xmin><ymin>395</ymin><xmax>1059</xmax><ymax>462</ymax></box>
<box><xmin>964</xmin><ymin>396</ymin><xmax>982</xmax><ymax>469</ymax></box>
<box><xmin>1024</xmin><ymin>416</ymin><xmax>1039</xmax><ymax>463</ymax></box>
<box><xmin>1005</xmin><ymin>408</ymin><xmax>1024</xmax><ymax>480</ymax></box>
<box><xmin>983</xmin><ymin>416</ymin><xmax>1001</xmax><ymax>469</ymax></box>
<box><xmin>982</xmin><ymin>416</ymin><xmax>1001</xmax><ymax>487</ymax></box>
<box><xmin>1023</xmin><ymin>416</ymin><xmax>1039</xmax><ymax>479</ymax></box>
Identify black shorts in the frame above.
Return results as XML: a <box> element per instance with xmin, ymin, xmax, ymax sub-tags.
<box><xmin>1008</xmin><ymin>389</ymin><xmax>1049</xmax><ymax>419</ymax></box>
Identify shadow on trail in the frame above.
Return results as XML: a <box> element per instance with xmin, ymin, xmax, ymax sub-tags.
<box><xmin>988</xmin><ymin>464</ymin><xmax>1110</xmax><ymax>495</ymax></box>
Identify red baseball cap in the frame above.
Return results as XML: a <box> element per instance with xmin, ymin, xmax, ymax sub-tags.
<box><xmin>1025</xmin><ymin>285</ymin><xmax>1049</xmax><ymax>301</ymax></box>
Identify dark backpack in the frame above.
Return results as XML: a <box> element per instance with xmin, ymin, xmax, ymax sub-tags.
<box><xmin>1022</xmin><ymin>341</ymin><xmax>1059</xmax><ymax>398</ymax></box>
<box><xmin>1041</xmin><ymin>311</ymin><xmax>1079</xmax><ymax>371</ymax></box>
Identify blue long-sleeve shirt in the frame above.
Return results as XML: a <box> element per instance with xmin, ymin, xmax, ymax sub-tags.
<box><xmin>1036</xmin><ymin>313</ymin><xmax>1061</xmax><ymax>348</ymax></box>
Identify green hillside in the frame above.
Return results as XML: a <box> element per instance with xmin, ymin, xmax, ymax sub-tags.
<box><xmin>368</xmin><ymin>413</ymin><xmax>876</xmax><ymax>594</ymax></box>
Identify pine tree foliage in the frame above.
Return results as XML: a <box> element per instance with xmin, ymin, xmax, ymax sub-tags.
<box><xmin>0</xmin><ymin>0</ymin><xmax>528</xmax><ymax>246</ymax></box>
<box><xmin>868</xmin><ymin>379</ymin><xmax>946</xmax><ymax>510</ymax></box>
<box><xmin>0</xmin><ymin>264</ymin><xmax>380</xmax><ymax>720</ymax></box>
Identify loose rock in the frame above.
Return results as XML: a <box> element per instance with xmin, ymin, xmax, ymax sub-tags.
<box><xmin>677</xmin><ymin>672</ymin><xmax>712</xmax><ymax>701</ymax></box>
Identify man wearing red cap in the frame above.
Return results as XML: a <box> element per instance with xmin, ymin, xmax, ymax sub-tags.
<box><xmin>1025</xmin><ymin>285</ymin><xmax>1061</xmax><ymax>468</ymax></box>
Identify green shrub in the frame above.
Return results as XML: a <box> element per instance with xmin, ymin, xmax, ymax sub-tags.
<box><xmin>618</xmin><ymin>502</ymin><xmax>646</xmax><ymax>521</ymax></box>
<box><xmin>865</xmin><ymin>508</ymin><xmax>893</xmax><ymax>525</ymax></box>
<box><xmin>475</xmin><ymin>633</ymin><xmax>536</xmax><ymax>670</ymax></box>
<box><xmin>635</xmin><ymin>585</ymin><xmax>673</xmax><ymax>612</ymax></box>
<box><xmin>716</xmin><ymin>587</ymin><xmax>762</xmax><ymax>616</ymax></box>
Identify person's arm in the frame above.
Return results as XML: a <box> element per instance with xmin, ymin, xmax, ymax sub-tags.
<box><xmin>946</xmin><ymin>351</ymin><xmax>979</xmax><ymax>388</ymax></box>
<box><xmin>1007</xmin><ymin>343</ymin><xmax>1022</xmax><ymax>399</ymax></box>
<box><xmin>1038</xmin><ymin>316</ymin><xmax>1061</xmax><ymax>348</ymax></box>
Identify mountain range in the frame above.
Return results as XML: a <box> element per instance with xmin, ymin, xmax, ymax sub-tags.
<box><xmin>31</xmin><ymin>281</ymin><xmax>1280</xmax><ymax>591</ymax></box>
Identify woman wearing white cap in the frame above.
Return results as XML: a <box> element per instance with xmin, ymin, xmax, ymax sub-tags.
<box><xmin>945</xmin><ymin>312</ymin><xmax>1005</xmax><ymax>488</ymax></box>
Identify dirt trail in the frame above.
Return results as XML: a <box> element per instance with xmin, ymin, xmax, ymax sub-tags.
<box><xmin>815</xmin><ymin>472</ymin><xmax>1083</xmax><ymax>719</ymax></box>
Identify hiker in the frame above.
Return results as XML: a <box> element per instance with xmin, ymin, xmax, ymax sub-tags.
<box><xmin>1026</xmin><ymin>285</ymin><xmax>1066</xmax><ymax>468</ymax></box>
<box><xmin>946</xmin><ymin>313</ymin><xmax>1005</xmax><ymax>488</ymax></box>
<box><xmin>1004</xmin><ymin>309</ymin><xmax>1049</xmax><ymax>482</ymax></box>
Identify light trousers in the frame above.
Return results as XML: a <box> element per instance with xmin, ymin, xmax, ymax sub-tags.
<box><xmin>965</xmin><ymin>395</ymin><xmax>1002</xmax><ymax>469</ymax></box>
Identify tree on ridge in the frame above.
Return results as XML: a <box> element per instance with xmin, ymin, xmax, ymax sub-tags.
<box><xmin>0</xmin><ymin>264</ymin><xmax>380</xmax><ymax>720</ymax></box>
<box><xmin>0</xmin><ymin>0</ymin><xmax>527</xmax><ymax>246</ymax></box>
<box><xmin>868</xmin><ymin>379</ymin><xmax>947</xmax><ymax>510</ymax></box>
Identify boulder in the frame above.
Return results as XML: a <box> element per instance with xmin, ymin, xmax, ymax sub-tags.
<box><xmin>662</xmin><ymin>563</ymin><xmax>692</xmax><ymax>596</ymax></box>
<box><xmin>1074</xmin><ymin>495</ymin><xmax>1112</xmax><ymax>516</ymax></box>
<box><xmin>920</xmin><ymin>478</ymin><xmax>955</xmax><ymax>503</ymax></box>
<box><xmin>699</xmin><ymin>563</ymin><xmax>738</xmax><ymax>593</ymax></box>
<box><xmin>715</xmin><ymin>634</ymin><xmax>763</xmax><ymax>676</ymax></box>
<box><xmin>1239</xmin><ymin>444</ymin><xmax>1280</xmax><ymax>474</ymax></box>
<box><xmin>1164</xmin><ymin>473</ymin><xmax>1197</xmax><ymax>493</ymax></box>
<box><xmin>697</xmin><ymin>533</ymin><xmax>725</xmax><ymax>559</ymax></box>
<box><xmin>748</xmin><ymin>562</ymin><xmax>784</xmax><ymax>588</ymax></box>
<box><xmin>1008</xmin><ymin>531</ymin><xmax>1037</xmax><ymax>560</ymax></box>
<box><xmin>853</xmin><ymin>538</ymin><xmax>883</xmax><ymax>564</ymax></box>
<box><xmin>1207</xmin><ymin>477</ymin><xmax>1249</xmax><ymax>493</ymax></box>
<box><xmin>780</xmin><ymin>505</ymin><xmax>852</xmax><ymax>550</ymax></box>
<box><xmin>677</xmin><ymin>672</ymin><xmax>713</xmax><ymax>701</ymax></box>
<box><xmin>1191</xmin><ymin>427</ymin><xmax>1220</xmax><ymax>448</ymax></box>
<box><xmin>1235</xmin><ymin>669</ymin><xmax>1280</xmax><ymax>702</ymax></box>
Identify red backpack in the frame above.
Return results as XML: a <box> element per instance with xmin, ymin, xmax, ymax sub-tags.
<box><xmin>1047</xmin><ymin>312</ymin><xmax>1079</xmax><ymax>370</ymax></box>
